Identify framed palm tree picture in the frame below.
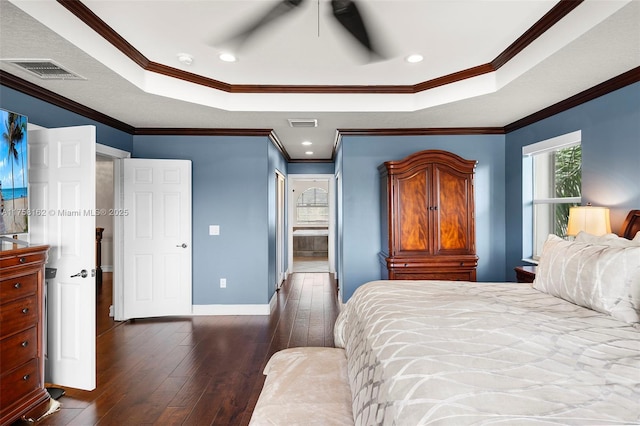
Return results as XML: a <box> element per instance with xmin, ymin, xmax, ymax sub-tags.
<box><xmin>1</xmin><ymin>108</ymin><xmax>28</xmax><ymax>235</ymax></box>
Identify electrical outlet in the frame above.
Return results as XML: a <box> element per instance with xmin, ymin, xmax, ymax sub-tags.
<box><xmin>220</xmin><ymin>278</ymin><xmax>227</xmax><ymax>288</ymax></box>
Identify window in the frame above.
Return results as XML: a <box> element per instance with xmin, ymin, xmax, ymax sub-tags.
<box><xmin>523</xmin><ymin>131</ymin><xmax>582</xmax><ymax>259</ymax></box>
<box><xmin>296</xmin><ymin>187</ymin><xmax>328</xmax><ymax>223</ymax></box>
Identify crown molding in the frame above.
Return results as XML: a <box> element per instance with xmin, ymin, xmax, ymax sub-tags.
<box><xmin>0</xmin><ymin>69</ymin><xmax>135</xmax><ymax>133</ymax></box>
<box><xmin>337</xmin><ymin>128</ymin><xmax>506</xmax><ymax>136</ymax></box>
<box><xmin>133</xmin><ymin>128</ymin><xmax>272</xmax><ymax>137</ymax></box>
<box><xmin>504</xmin><ymin>66</ymin><xmax>640</xmax><ymax>132</ymax></box>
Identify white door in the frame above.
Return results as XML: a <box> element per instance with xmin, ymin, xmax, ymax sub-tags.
<box><xmin>122</xmin><ymin>159</ymin><xmax>192</xmax><ymax>319</ymax></box>
<box><xmin>28</xmin><ymin>126</ymin><xmax>96</xmax><ymax>391</ymax></box>
<box><xmin>276</xmin><ymin>172</ymin><xmax>285</xmax><ymax>288</ymax></box>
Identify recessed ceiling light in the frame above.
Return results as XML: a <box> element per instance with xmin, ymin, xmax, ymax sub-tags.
<box><xmin>177</xmin><ymin>53</ymin><xmax>193</xmax><ymax>65</ymax></box>
<box><xmin>219</xmin><ymin>53</ymin><xmax>237</xmax><ymax>62</ymax></box>
<box><xmin>305</xmin><ymin>151</ymin><xmax>314</xmax><ymax>155</ymax></box>
<box><xmin>405</xmin><ymin>54</ymin><xmax>423</xmax><ymax>63</ymax></box>
<box><xmin>302</xmin><ymin>141</ymin><xmax>312</xmax><ymax>146</ymax></box>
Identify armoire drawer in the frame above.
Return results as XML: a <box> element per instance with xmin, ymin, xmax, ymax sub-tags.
<box><xmin>391</xmin><ymin>271</ymin><xmax>473</xmax><ymax>281</ymax></box>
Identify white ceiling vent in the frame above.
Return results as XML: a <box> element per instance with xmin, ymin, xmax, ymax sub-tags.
<box><xmin>288</xmin><ymin>118</ymin><xmax>317</xmax><ymax>128</ymax></box>
<box><xmin>4</xmin><ymin>59</ymin><xmax>86</xmax><ymax>80</ymax></box>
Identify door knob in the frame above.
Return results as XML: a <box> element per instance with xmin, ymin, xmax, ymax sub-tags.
<box><xmin>70</xmin><ymin>269</ymin><xmax>88</xmax><ymax>278</ymax></box>
<box><xmin>176</xmin><ymin>243</ymin><xmax>188</xmax><ymax>248</ymax></box>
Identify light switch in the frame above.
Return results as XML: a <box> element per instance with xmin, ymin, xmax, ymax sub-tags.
<box><xmin>209</xmin><ymin>225</ymin><xmax>220</xmax><ymax>235</ymax></box>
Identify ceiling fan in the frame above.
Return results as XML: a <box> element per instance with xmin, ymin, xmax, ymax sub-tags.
<box><xmin>217</xmin><ymin>0</ymin><xmax>383</xmax><ymax>59</ymax></box>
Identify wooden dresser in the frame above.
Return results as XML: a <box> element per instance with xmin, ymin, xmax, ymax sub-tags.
<box><xmin>379</xmin><ymin>150</ymin><xmax>478</xmax><ymax>281</ymax></box>
<box><xmin>0</xmin><ymin>241</ymin><xmax>50</xmax><ymax>426</ymax></box>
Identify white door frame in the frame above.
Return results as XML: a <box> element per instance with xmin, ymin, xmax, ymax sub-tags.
<box><xmin>287</xmin><ymin>174</ymin><xmax>336</xmax><ymax>277</ymax></box>
<box><xmin>96</xmin><ymin>144</ymin><xmax>130</xmax><ymax>321</ymax></box>
<box><xmin>276</xmin><ymin>170</ymin><xmax>286</xmax><ymax>288</ymax></box>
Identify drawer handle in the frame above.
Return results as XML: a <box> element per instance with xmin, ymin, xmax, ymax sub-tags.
<box><xmin>21</xmin><ymin>340</ymin><xmax>29</xmax><ymax>347</ymax></box>
<box><xmin>23</xmin><ymin>374</ymin><xmax>30</xmax><ymax>381</ymax></box>
<box><xmin>14</xmin><ymin>282</ymin><xmax>21</xmax><ymax>289</ymax></box>
<box><xmin>22</xmin><ymin>307</ymin><xmax>29</xmax><ymax>314</ymax></box>
<box><xmin>19</xmin><ymin>257</ymin><xmax>26</xmax><ymax>264</ymax></box>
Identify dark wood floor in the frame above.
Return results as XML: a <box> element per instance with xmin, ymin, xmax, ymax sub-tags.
<box><xmin>26</xmin><ymin>272</ymin><xmax>340</xmax><ymax>426</ymax></box>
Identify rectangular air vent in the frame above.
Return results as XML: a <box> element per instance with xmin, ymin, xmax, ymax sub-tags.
<box><xmin>4</xmin><ymin>59</ymin><xmax>85</xmax><ymax>80</ymax></box>
<box><xmin>288</xmin><ymin>118</ymin><xmax>318</xmax><ymax>128</ymax></box>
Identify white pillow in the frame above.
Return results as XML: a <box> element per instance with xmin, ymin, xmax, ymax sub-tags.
<box><xmin>533</xmin><ymin>234</ymin><xmax>640</xmax><ymax>323</ymax></box>
<box><xmin>575</xmin><ymin>231</ymin><xmax>640</xmax><ymax>247</ymax></box>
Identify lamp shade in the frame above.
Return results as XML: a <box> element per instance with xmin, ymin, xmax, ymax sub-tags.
<box><xmin>566</xmin><ymin>206</ymin><xmax>611</xmax><ymax>236</ymax></box>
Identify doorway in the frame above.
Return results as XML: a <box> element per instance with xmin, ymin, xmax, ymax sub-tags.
<box><xmin>95</xmin><ymin>154</ymin><xmax>116</xmax><ymax>335</ymax></box>
<box><xmin>288</xmin><ymin>175</ymin><xmax>335</xmax><ymax>275</ymax></box>
<box><xmin>95</xmin><ymin>144</ymin><xmax>129</xmax><ymax>325</ymax></box>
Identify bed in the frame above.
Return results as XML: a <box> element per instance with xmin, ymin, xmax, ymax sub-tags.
<box><xmin>251</xmin><ymin>210</ymin><xmax>640</xmax><ymax>425</ymax></box>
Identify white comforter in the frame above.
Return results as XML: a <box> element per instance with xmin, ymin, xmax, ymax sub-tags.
<box><xmin>334</xmin><ymin>280</ymin><xmax>640</xmax><ymax>425</ymax></box>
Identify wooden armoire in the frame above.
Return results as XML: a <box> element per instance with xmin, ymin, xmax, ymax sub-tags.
<box><xmin>379</xmin><ymin>150</ymin><xmax>478</xmax><ymax>281</ymax></box>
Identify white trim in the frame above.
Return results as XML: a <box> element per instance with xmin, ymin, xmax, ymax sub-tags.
<box><xmin>287</xmin><ymin>174</ymin><xmax>336</xmax><ymax>276</ymax></box>
<box><xmin>191</xmin><ymin>304</ymin><xmax>270</xmax><ymax>316</ymax></box>
<box><xmin>533</xmin><ymin>197</ymin><xmax>581</xmax><ymax>204</ymax></box>
<box><xmin>96</xmin><ymin>143</ymin><xmax>131</xmax><ymax>159</ymax></box>
<box><xmin>522</xmin><ymin>130</ymin><xmax>581</xmax><ymax>156</ymax></box>
<box><xmin>275</xmin><ymin>169</ymin><xmax>286</xmax><ymax>290</ymax></box>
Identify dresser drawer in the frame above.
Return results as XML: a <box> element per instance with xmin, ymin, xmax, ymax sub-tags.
<box><xmin>0</xmin><ymin>358</ymin><xmax>40</xmax><ymax>410</ymax></box>
<box><xmin>0</xmin><ymin>273</ymin><xmax>38</xmax><ymax>304</ymax></box>
<box><xmin>0</xmin><ymin>250</ymin><xmax>47</xmax><ymax>269</ymax></box>
<box><xmin>0</xmin><ymin>327</ymin><xmax>38</xmax><ymax>373</ymax></box>
<box><xmin>0</xmin><ymin>296</ymin><xmax>38</xmax><ymax>339</ymax></box>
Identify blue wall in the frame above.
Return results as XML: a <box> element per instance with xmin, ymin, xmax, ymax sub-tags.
<box><xmin>505</xmin><ymin>82</ymin><xmax>640</xmax><ymax>276</ymax></box>
<box><xmin>5</xmin><ymin>80</ymin><xmax>638</xmax><ymax>307</ymax></box>
<box><xmin>0</xmin><ymin>86</ymin><xmax>133</xmax><ymax>152</ymax></box>
<box><xmin>133</xmin><ymin>135</ymin><xmax>285</xmax><ymax>305</ymax></box>
<box><xmin>337</xmin><ymin>135</ymin><xmax>506</xmax><ymax>301</ymax></box>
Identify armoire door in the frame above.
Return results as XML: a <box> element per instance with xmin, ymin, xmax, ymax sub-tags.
<box><xmin>432</xmin><ymin>163</ymin><xmax>475</xmax><ymax>255</ymax></box>
<box><xmin>394</xmin><ymin>167</ymin><xmax>430</xmax><ymax>256</ymax></box>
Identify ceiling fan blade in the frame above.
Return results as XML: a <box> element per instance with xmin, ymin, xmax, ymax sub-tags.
<box><xmin>218</xmin><ymin>0</ymin><xmax>306</xmax><ymax>48</ymax></box>
<box><xmin>331</xmin><ymin>0</ymin><xmax>380</xmax><ymax>57</ymax></box>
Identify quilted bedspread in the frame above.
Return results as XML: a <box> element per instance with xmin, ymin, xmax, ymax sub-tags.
<box><xmin>334</xmin><ymin>280</ymin><xmax>640</xmax><ymax>425</ymax></box>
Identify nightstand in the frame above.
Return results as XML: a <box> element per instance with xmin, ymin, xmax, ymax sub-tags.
<box><xmin>514</xmin><ymin>265</ymin><xmax>537</xmax><ymax>283</ymax></box>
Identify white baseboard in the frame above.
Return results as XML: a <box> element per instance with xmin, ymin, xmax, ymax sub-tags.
<box><xmin>191</xmin><ymin>291</ymin><xmax>278</xmax><ymax>316</ymax></box>
<box><xmin>191</xmin><ymin>303</ymin><xmax>271</xmax><ymax>316</ymax></box>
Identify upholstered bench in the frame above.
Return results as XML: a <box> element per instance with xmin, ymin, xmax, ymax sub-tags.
<box><xmin>249</xmin><ymin>347</ymin><xmax>354</xmax><ymax>425</ymax></box>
